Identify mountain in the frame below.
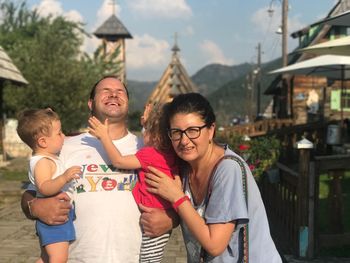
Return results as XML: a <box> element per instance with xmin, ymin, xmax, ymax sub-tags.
<box><xmin>127</xmin><ymin>59</ymin><xmax>282</xmax><ymax>125</ymax></box>
<box><xmin>208</xmin><ymin>57</ymin><xmax>283</xmax><ymax>124</ymax></box>
<box><xmin>191</xmin><ymin>63</ymin><xmax>253</xmax><ymax>95</ymax></box>
<box><xmin>127</xmin><ymin>80</ymin><xmax>157</xmax><ymax>112</ymax></box>
<box><xmin>127</xmin><ymin>62</ymin><xmax>253</xmax><ymax>112</ymax></box>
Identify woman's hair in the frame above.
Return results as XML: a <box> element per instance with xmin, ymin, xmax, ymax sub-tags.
<box><xmin>144</xmin><ymin>103</ymin><xmax>173</xmax><ymax>152</ymax></box>
<box><xmin>167</xmin><ymin>93</ymin><xmax>216</xmax><ymax>127</ymax></box>
<box><xmin>17</xmin><ymin>108</ymin><xmax>60</xmax><ymax>149</ymax></box>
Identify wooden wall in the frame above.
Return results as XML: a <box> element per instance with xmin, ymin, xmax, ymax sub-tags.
<box><xmin>291</xmin><ymin>75</ymin><xmax>327</xmax><ymax>124</ymax></box>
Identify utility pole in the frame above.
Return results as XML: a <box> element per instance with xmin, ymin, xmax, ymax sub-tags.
<box><xmin>281</xmin><ymin>0</ymin><xmax>289</xmax><ymax>118</ymax></box>
<box><xmin>256</xmin><ymin>42</ymin><xmax>262</xmax><ymax>119</ymax></box>
<box><xmin>282</xmin><ymin>0</ymin><xmax>288</xmax><ymax>67</ymax></box>
<box><xmin>246</xmin><ymin>73</ymin><xmax>253</xmax><ymax>122</ymax></box>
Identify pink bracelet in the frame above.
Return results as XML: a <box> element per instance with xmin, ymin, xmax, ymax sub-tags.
<box><xmin>172</xmin><ymin>195</ymin><xmax>190</xmax><ymax>212</ymax></box>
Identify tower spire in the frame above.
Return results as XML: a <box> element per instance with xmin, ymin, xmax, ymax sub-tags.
<box><xmin>172</xmin><ymin>32</ymin><xmax>180</xmax><ymax>56</ymax></box>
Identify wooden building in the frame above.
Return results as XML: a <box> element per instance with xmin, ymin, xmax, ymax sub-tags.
<box><xmin>0</xmin><ymin>46</ymin><xmax>28</xmax><ymax>161</ymax></box>
<box><xmin>147</xmin><ymin>35</ymin><xmax>197</xmax><ymax>105</ymax></box>
<box><xmin>94</xmin><ymin>14</ymin><xmax>132</xmax><ymax>83</ymax></box>
<box><xmin>266</xmin><ymin>0</ymin><xmax>350</xmax><ymax>124</ymax></box>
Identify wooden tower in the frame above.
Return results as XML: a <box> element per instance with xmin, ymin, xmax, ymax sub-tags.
<box><xmin>147</xmin><ymin>34</ymin><xmax>197</xmax><ymax>104</ymax></box>
<box><xmin>93</xmin><ymin>1</ymin><xmax>132</xmax><ymax>83</ymax></box>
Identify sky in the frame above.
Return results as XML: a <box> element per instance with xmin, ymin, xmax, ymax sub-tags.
<box><xmin>22</xmin><ymin>0</ymin><xmax>338</xmax><ymax>81</ymax></box>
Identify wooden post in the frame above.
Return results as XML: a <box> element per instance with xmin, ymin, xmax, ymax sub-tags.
<box><xmin>308</xmin><ymin>161</ymin><xmax>316</xmax><ymax>258</ymax></box>
<box><xmin>298</xmin><ymin>148</ymin><xmax>310</xmax><ymax>258</ymax></box>
<box><xmin>295</xmin><ymin>138</ymin><xmax>313</xmax><ymax>258</ymax></box>
<box><xmin>328</xmin><ymin>170</ymin><xmax>344</xmax><ymax>233</ymax></box>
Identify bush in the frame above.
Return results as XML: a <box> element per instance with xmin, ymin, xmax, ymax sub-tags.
<box><xmin>218</xmin><ymin>133</ymin><xmax>280</xmax><ymax>181</ymax></box>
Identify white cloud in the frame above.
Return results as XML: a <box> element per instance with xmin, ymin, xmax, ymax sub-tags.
<box><xmin>127</xmin><ymin>34</ymin><xmax>170</xmax><ymax>70</ymax></box>
<box><xmin>34</xmin><ymin>0</ymin><xmax>83</xmax><ymax>23</ymax></box>
<box><xmin>199</xmin><ymin>40</ymin><xmax>234</xmax><ymax>65</ymax></box>
<box><xmin>82</xmin><ymin>35</ymin><xmax>101</xmax><ymax>55</ymax></box>
<box><xmin>64</xmin><ymin>10</ymin><xmax>84</xmax><ymax>23</ymax></box>
<box><xmin>34</xmin><ymin>0</ymin><xmax>63</xmax><ymax>17</ymax></box>
<box><xmin>129</xmin><ymin>0</ymin><xmax>192</xmax><ymax>19</ymax></box>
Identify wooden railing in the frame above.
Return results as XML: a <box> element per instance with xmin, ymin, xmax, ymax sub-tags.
<box><xmin>267</xmin><ymin>121</ymin><xmax>329</xmax><ymax>163</ymax></box>
<box><xmin>260</xmin><ymin>151</ymin><xmax>350</xmax><ymax>259</ymax></box>
<box><xmin>218</xmin><ymin>119</ymin><xmax>294</xmax><ymax>138</ymax></box>
<box><xmin>314</xmin><ymin>155</ymin><xmax>350</xmax><ymax>251</ymax></box>
<box><xmin>260</xmin><ymin>163</ymin><xmax>299</xmax><ymax>255</ymax></box>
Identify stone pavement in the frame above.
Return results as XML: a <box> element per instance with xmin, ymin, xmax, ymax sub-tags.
<box><xmin>0</xmin><ymin>180</ymin><xmax>39</xmax><ymax>263</ymax></box>
<box><xmin>0</xmin><ymin>180</ymin><xmax>187</xmax><ymax>263</ymax></box>
<box><xmin>0</xmin><ymin>179</ymin><xmax>349</xmax><ymax>263</ymax></box>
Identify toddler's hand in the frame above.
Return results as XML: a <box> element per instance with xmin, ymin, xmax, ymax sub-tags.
<box><xmin>141</xmin><ymin>103</ymin><xmax>152</xmax><ymax>126</ymax></box>
<box><xmin>63</xmin><ymin>166</ymin><xmax>82</xmax><ymax>182</ymax></box>
<box><xmin>88</xmin><ymin>116</ymin><xmax>109</xmax><ymax>140</ymax></box>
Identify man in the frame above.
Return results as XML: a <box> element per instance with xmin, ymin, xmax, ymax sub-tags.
<box><xmin>21</xmin><ymin>76</ymin><xmax>176</xmax><ymax>262</ymax></box>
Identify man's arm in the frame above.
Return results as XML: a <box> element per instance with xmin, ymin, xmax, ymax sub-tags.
<box><xmin>139</xmin><ymin>204</ymin><xmax>179</xmax><ymax>237</ymax></box>
<box><xmin>21</xmin><ymin>190</ymin><xmax>36</xmax><ymax>220</ymax></box>
<box><xmin>21</xmin><ymin>190</ymin><xmax>71</xmax><ymax>225</ymax></box>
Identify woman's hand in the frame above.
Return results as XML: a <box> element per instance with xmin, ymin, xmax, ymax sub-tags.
<box><xmin>88</xmin><ymin>116</ymin><xmax>109</xmax><ymax>141</ymax></box>
<box><xmin>145</xmin><ymin>166</ymin><xmax>183</xmax><ymax>204</ymax></box>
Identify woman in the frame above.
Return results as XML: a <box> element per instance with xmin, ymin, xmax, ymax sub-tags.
<box><xmin>145</xmin><ymin>93</ymin><xmax>282</xmax><ymax>262</ymax></box>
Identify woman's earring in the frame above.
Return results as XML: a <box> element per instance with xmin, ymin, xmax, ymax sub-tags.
<box><xmin>209</xmin><ymin>139</ymin><xmax>212</xmax><ymax>144</ymax></box>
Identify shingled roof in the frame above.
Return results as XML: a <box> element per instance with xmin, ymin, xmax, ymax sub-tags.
<box><xmin>0</xmin><ymin>46</ymin><xmax>28</xmax><ymax>85</ymax></box>
<box><xmin>94</xmin><ymin>15</ymin><xmax>132</xmax><ymax>41</ymax></box>
<box><xmin>147</xmin><ymin>41</ymin><xmax>197</xmax><ymax>104</ymax></box>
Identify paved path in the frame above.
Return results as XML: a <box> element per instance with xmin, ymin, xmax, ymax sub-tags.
<box><xmin>1</xmin><ymin>180</ymin><xmax>350</xmax><ymax>263</ymax></box>
<box><xmin>0</xmin><ymin>180</ymin><xmax>187</xmax><ymax>263</ymax></box>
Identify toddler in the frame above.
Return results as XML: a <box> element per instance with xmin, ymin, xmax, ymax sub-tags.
<box><xmin>17</xmin><ymin>108</ymin><xmax>81</xmax><ymax>263</ymax></box>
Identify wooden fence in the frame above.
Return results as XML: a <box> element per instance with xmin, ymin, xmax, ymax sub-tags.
<box><xmin>260</xmin><ymin>149</ymin><xmax>350</xmax><ymax>258</ymax></box>
<box><xmin>218</xmin><ymin>119</ymin><xmax>294</xmax><ymax>138</ymax></box>
<box><xmin>220</xmin><ymin>119</ymin><xmax>349</xmax><ymax>258</ymax></box>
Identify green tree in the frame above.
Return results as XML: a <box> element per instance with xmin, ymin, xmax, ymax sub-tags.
<box><xmin>0</xmin><ymin>1</ymin><xmax>121</xmax><ymax>132</ymax></box>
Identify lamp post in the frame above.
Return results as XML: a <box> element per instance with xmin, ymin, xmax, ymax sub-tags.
<box><xmin>268</xmin><ymin>0</ymin><xmax>289</xmax><ymax>118</ymax></box>
<box><xmin>268</xmin><ymin>0</ymin><xmax>288</xmax><ymax>67</ymax></box>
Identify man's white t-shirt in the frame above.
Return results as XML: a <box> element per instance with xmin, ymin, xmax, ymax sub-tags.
<box><xmin>59</xmin><ymin>132</ymin><xmax>143</xmax><ymax>263</ymax></box>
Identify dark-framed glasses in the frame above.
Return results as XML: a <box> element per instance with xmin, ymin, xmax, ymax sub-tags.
<box><xmin>168</xmin><ymin>124</ymin><xmax>208</xmax><ymax>141</ymax></box>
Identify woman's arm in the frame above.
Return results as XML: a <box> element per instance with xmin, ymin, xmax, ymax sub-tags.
<box><xmin>88</xmin><ymin>116</ymin><xmax>141</xmax><ymax>170</ymax></box>
<box><xmin>145</xmin><ymin>166</ymin><xmax>235</xmax><ymax>256</ymax></box>
<box><xmin>34</xmin><ymin>158</ymin><xmax>81</xmax><ymax>196</ymax></box>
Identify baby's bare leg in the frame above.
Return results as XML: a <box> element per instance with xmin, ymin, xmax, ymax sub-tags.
<box><xmin>45</xmin><ymin>241</ymin><xmax>69</xmax><ymax>263</ymax></box>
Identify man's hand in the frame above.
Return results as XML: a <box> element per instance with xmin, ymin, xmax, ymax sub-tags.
<box><xmin>21</xmin><ymin>191</ymin><xmax>71</xmax><ymax>225</ymax></box>
<box><xmin>139</xmin><ymin>204</ymin><xmax>179</xmax><ymax>237</ymax></box>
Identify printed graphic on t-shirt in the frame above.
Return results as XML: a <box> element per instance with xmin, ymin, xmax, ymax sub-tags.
<box><xmin>74</xmin><ymin>163</ymin><xmax>138</xmax><ymax>193</ymax></box>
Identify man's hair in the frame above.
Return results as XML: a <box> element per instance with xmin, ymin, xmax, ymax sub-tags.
<box><xmin>17</xmin><ymin>108</ymin><xmax>60</xmax><ymax>149</ymax></box>
<box><xmin>89</xmin><ymin>75</ymin><xmax>129</xmax><ymax>100</ymax></box>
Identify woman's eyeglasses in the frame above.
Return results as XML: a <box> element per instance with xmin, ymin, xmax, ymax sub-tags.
<box><xmin>168</xmin><ymin>124</ymin><xmax>207</xmax><ymax>141</ymax></box>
